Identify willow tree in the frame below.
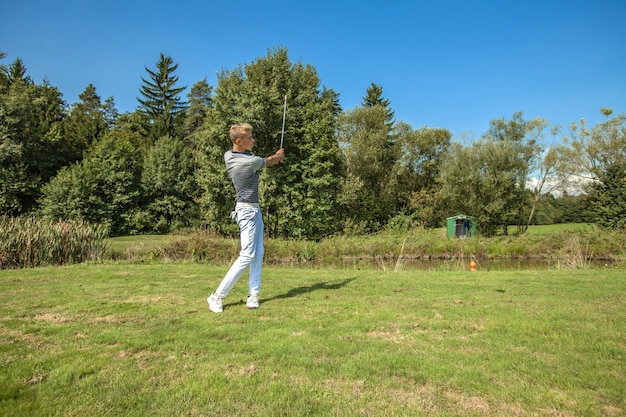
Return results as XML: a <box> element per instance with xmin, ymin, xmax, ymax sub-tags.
<box><xmin>440</xmin><ymin>112</ymin><xmax>545</xmax><ymax>236</ymax></box>
<box><xmin>195</xmin><ymin>47</ymin><xmax>343</xmax><ymax>238</ymax></box>
<box><xmin>483</xmin><ymin>112</ymin><xmax>544</xmax><ymax>232</ymax></box>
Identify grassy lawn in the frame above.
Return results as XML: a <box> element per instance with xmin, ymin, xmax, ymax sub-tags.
<box><xmin>1</xmin><ymin>263</ymin><xmax>624</xmax><ymax>416</ymax></box>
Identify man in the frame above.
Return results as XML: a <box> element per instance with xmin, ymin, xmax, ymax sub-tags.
<box><xmin>208</xmin><ymin>123</ymin><xmax>284</xmax><ymax>313</ymax></box>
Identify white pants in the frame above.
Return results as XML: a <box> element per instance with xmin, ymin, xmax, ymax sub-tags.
<box><xmin>215</xmin><ymin>206</ymin><xmax>264</xmax><ymax>298</ymax></box>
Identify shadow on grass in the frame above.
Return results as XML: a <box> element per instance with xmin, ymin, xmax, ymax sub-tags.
<box><xmin>264</xmin><ymin>277</ymin><xmax>357</xmax><ymax>303</ymax></box>
<box><xmin>224</xmin><ymin>277</ymin><xmax>357</xmax><ymax>308</ymax></box>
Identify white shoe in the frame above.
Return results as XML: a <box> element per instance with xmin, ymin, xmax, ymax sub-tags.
<box><xmin>207</xmin><ymin>293</ymin><xmax>223</xmax><ymax>313</ymax></box>
<box><xmin>246</xmin><ymin>295</ymin><xmax>260</xmax><ymax>309</ymax></box>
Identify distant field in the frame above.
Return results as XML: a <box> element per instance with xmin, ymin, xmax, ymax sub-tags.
<box><xmin>508</xmin><ymin>223</ymin><xmax>592</xmax><ymax>235</ymax></box>
<box><xmin>106</xmin><ymin>234</ymin><xmax>190</xmax><ymax>259</ymax></box>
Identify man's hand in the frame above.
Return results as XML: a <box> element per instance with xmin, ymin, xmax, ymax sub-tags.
<box><xmin>265</xmin><ymin>148</ymin><xmax>285</xmax><ymax>166</ymax></box>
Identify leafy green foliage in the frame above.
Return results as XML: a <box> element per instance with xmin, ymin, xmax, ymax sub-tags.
<box><xmin>440</xmin><ymin>113</ymin><xmax>547</xmax><ymax>236</ymax></box>
<box><xmin>183</xmin><ymin>78</ymin><xmax>213</xmax><ymax>144</ymax></box>
<box><xmin>338</xmin><ymin>105</ymin><xmax>397</xmax><ymax>231</ymax></box>
<box><xmin>395</xmin><ymin>122</ymin><xmax>451</xmax><ymax>227</ymax></box>
<box><xmin>196</xmin><ymin>47</ymin><xmax>343</xmax><ymax>238</ymax></box>
<box><xmin>586</xmin><ymin>160</ymin><xmax>626</xmax><ymax>229</ymax></box>
<box><xmin>136</xmin><ymin>135</ymin><xmax>199</xmax><ymax>234</ymax></box>
<box><xmin>2</xmin><ymin>50</ymin><xmax>625</xmax><ymax>237</ymax></box>
<box><xmin>38</xmin><ymin>133</ymin><xmax>142</xmax><ymax>236</ymax></box>
<box><xmin>571</xmin><ymin>112</ymin><xmax>626</xmax><ymax>230</ymax></box>
<box><xmin>62</xmin><ymin>84</ymin><xmax>115</xmax><ymax>161</ymax></box>
<box><xmin>0</xmin><ymin>74</ymin><xmax>67</xmax><ymax>215</ymax></box>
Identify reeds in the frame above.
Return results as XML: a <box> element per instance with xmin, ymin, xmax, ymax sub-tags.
<box><xmin>0</xmin><ymin>216</ymin><xmax>108</xmax><ymax>269</ymax></box>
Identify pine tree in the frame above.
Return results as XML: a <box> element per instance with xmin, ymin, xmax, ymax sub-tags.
<box><xmin>362</xmin><ymin>82</ymin><xmax>395</xmax><ymax>131</ymax></box>
<box><xmin>137</xmin><ymin>53</ymin><xmax>187</xmax><ymax>142</ymax></box>
<box><xmin>0</xmin><ymin>52</ymin><xmax>8</xmax><ymax>89</ymax></box>
<box><xmin>183</xmin><ymin>78</ymin><xmax>212</xmax><ymax>145</ymax></box>
<box><xmin>7</xmin><ymin>58</ymin><xmax>32</xmax><ymax>85</ymax></box>
<box><xmin>63</xmin><ymin>84</ymin><xmax>112</xmax><ymax>162</ymax></box>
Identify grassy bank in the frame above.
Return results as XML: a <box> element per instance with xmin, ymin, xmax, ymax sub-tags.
<box><xmin>0</xmin><ymin>264</ymin><xmax>624</xmax><ymax>416</ymax></box>
<box><xmin>106</xmin><ymin>224</ymin><xmax>626</xmax><ymax>269</ymax></box>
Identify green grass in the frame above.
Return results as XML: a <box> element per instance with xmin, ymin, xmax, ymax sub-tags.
<box><xmin>508</xmin><ymin>223</ymin><xmax>593</xmax><ymax>235</ymax></box>
<box><xmin>1</xmin><ymin>263</ymin><xmax>624</xmax><ymax>416</ymax></box>
<box><xmin>106</xmin><ymin>234</ymin><xmax>190</xmax><ymax>260</ymax></box>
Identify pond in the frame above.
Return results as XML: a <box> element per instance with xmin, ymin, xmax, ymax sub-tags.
<box><xmin>298</xmin><ymin>256</ymin><xmax>623</xmax><ymax>271</ymax></box>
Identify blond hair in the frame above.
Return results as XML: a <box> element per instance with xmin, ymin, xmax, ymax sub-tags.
<box><xmin>229</xmin><ymin>123</ymin><xmax>253</xmax><ymax>143</ymax></box>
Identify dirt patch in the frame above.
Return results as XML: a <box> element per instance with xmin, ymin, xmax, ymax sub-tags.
<box><xmin>91</xmin><ymin>315</ymin><xmax>125</xmax><ymax>324</ymax></box>
<box><xmin>368</xmin><ymin>328</ymin><xmax>405</xmax><ymax>343</ymax></box>
<box><xmin>26</xmin><ymin>374</ymin><xmax>46</xmax><ymax>385</ymax></box>
<box><xmin>445</xmin><ymin>391</ymin><xmax>491</xmax><ymax>413</ymax></box>
<box><xmin>225</xmin><ymin>363</ymin><xmax>259</xmax><ymax>377</ymax></box>
<box><xmin>0</xmin><ymin>327</ymin><xmax>38</xmax><ymax>343</ymax></box>
<box><xmin>603</xmin><ymin>405</ymin><xmax>623</xmax><ymax>416</ymax></box>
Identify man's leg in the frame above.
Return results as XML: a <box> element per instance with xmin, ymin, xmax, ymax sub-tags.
<box><xmin>215</xmin><ymin>207</ymin><xmax>260</xmax><ymax>298</ymax></box>
<box><xmin>248</xmin><ymin>211</ymin><xmax>264</xmax><ymax>296</ymax></box>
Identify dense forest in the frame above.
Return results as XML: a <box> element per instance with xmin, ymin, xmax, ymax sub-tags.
<box><xmin>1</xmin><ymin>47</ymin><xmax>625</xmax><ymax>238</ymax></box>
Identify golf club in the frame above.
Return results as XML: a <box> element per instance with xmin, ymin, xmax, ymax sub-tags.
<box><xmin>280</xmin><ymin>94</ymin><xmax>287</xmax><ymax>148</ymax></box>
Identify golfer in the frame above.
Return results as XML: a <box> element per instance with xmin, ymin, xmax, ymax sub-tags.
<box><xmin>208</xmin><ymin>123</ymin><xmax>284</xmax><ymax>313</ymax></box>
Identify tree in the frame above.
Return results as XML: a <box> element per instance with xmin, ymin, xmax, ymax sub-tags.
<box><xmin>586</xmin><ymin>160</ymin><xmax>626</xmax><ymax>229</ymax></box>
<box><xmin>570</xmin><ymin>110</ymin><xmax>626</xmax><ymax>229</ymax></box>
<box><xmin>0</xmin><ymin>69</ymin><xmax>67</xmax><ymax>215</ymax></box>
<box><xmin>183</xmin><ymin>78</ymin><xmax>213</xmax><ymax>145</ymax></box>
<box><xmin>440</xmin><ymin>138</ymin><xmax>530</xmax><ymax>236</ymax></box>
<box><xmin>363</xmin><ymin>82</ymin><xmax>395</xmax><ymax>129</ymax></box>
<box><xmin>38</xmin><ymin>132</ymin><xmax>142</xmax><ymax>236</ymax></box>
<box><xmin>337</xmin><ymin>105</ymin><xmax>397</xmax><ymax>232</ymax></box>
<box><xmin>137</xmin><ymin>53</ymin><xmax>187</xmax><ymax>142</ymax></box>
<box><xmin>7</xmin><ymin>58</ymin><xmax>32</xmax><ymax>85</ymax></box>
<box><xmin>394</xmin><ymin>122</ymin><xmax>451</xmax><ymax>227</ymax></box>
<box><xmin>196</xmin><ymin>47</ymin><xmax>343</xmax><ymax>238</ymax></box>
<box><xmin>482</xmin><ymin>112</ymin><xmax>544</xmax><ymax>233</ymax></box>
<box><xmin>554</xmin><ymin>193</ymin><xmax>589</xmax><ymax>223</ymax></box>
<box><xmin>136</xmin><ymin>135</ymin><xmax>199</xmax><ymax>233</ymax></box>
<box><xmin>63</xmin><ymin>84</ymin><xmax>115</xmax><ymax>162</ymax></box>
<box><xmin>336</xmin><ymin>85</ymin><xmax>397</xmax><ymax>232</ymax></box>
<box><xmin>0</xmin><ymin>52</ymin><xmax>8</xmax><ymax>90</ymax></box>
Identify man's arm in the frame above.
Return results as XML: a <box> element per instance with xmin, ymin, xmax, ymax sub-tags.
<box><xmin>264</xmin><ymin>148</ymin><xmax>285</xmax><ymax>167</ymax></box>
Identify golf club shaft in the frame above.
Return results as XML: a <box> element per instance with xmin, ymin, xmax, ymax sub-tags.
<box><xmin>280</xmin><ymin>94</ymin><xmax>287</xmax><ymax>148</ymax></box>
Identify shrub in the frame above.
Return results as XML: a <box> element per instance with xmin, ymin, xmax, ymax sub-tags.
<box><xmin>0</xmin><ymin>216</ymin><xmax>108</xmax><ymax>269</ymax></box>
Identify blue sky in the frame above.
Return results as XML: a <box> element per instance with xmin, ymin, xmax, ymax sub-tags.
<box><xmin>2</xmin><ymin>0</ymin><xmax>625</xmax><ymax>141</ymax></box>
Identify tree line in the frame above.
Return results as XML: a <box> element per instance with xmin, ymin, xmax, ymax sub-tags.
<box><xmin>1</xmin><ymin>47</ymin><xmax>624</xmax><ymax>238</ymax></box>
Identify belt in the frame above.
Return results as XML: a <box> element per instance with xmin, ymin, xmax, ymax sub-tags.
<box><xmin>236</xmin><ymin>202</ymin><xmax>260</xmax><ymax>208</ymax></box>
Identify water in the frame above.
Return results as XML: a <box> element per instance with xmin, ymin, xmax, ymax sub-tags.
<box><xmin>298</xmin><ymin>256</ymin><xmax>622</xmax><ymax>271</ymax></box>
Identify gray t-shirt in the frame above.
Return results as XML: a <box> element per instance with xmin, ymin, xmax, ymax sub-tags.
<box><xmin>224</xmin><ymin>150</ymin><xmax>266</xmax><ymax>203</ymax></box>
